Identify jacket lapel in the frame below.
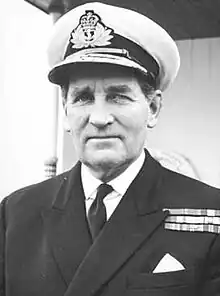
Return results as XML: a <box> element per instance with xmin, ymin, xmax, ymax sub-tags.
<box><xmin>41</xmin><ymin>162</ymin><xmax>92</xmax><ymax>286</ymax></box>
<box><xmin>64</xmin><ymin>151</ymin><xmax>169</xmax><ymax>296</ymax></box>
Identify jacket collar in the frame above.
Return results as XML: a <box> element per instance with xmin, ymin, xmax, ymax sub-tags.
<box><xmin>42</xmin><ymin>149</ymin><xmax>169</xmax><ymax>295</ymax></box>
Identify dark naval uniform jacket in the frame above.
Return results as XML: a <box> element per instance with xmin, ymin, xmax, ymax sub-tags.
<box><xmin>1</xmin><ymin>150</ymin><xmax>220</xmax><ymax>296</ymax></box>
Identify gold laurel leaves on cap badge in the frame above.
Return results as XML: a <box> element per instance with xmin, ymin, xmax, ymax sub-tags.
<box><xmin>70</xmin><ymin>10</ymin><xmax>114</xmax><ymax>49</ymax></box>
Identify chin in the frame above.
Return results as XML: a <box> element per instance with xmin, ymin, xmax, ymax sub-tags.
<box><xmin>83</xmin><ymin>149</ymin><xmax>126</xmax><ymax>168</ymax></box>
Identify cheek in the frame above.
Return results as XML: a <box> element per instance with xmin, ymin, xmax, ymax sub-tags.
<box><xmin>66</xmin><ymin>113</ymin><xmax>85</xmax><ymax>139</ymax></box>
<box><xmin>119</xmin><ymin>106</ymin><xmax>149</xmax><ymax>133</ymax></box>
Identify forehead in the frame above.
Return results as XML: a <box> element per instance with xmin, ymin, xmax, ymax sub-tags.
<box><xmin>67</xmin><ymin>64</ymin><xmax>140</xmax><ymax>90</ymax></box>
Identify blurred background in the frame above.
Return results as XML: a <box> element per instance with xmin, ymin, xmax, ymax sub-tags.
<box><xmin>1</xmin><ymin>0</ymin><xmax>220</xmax><ymax>198</ymax></box>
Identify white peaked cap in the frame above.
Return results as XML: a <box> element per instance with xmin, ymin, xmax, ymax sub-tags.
<box><xmin>47</xmin><ymin>2</ymin><xmax>180</xmax><ymax>91</ymax></box>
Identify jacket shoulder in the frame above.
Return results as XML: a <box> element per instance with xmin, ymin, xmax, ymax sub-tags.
<box><xmin>3</xmin><ymin>170</ymin><xmax>71</xmax><ymax>210</ymax></box>
<box><xmin>160</xmin><ymin>165</ymin><xmax>220</xmax><ymax>207</ymax></box>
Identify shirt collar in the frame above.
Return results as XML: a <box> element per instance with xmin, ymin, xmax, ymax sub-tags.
<box><xmin>81</xmin><ymin>150</ymin><xmax>145</xmax><ymax>200</ymax></box>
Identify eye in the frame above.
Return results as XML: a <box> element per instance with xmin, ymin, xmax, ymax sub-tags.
<box><xmin>107</xmin><ymin>93</ymin><xmax>133</xmax><ymax>103</ymax></box>
<box><xmin>76</xmin><ymin>93</ymin><xmax>94</xmax><ymax>103</ymax></box>
<box><xmin>68</xmin><ymin>92</ymin><xmax>94</xmax><ymax>105</ymax></box>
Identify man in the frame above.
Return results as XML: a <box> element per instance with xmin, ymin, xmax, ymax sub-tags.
<box><xmin>1</xmin><ymin>2</ymin><xmax>220</xmax><ymax>296</ymax></box>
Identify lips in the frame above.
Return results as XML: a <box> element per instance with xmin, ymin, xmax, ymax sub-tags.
<box><xmin>86</xmin><ymin>135</ymin><xmax>121</xmax><ymax>142</ymax></box>
<box><xmin>90</xmin><ymin>136</ymin><xmax>118</xmax><ymax>139</ymax></box>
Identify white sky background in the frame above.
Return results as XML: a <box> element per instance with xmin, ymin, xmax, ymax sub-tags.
<box><xmin>0</xmin><ymin>0</ymin><xmax>55</xmax><ymax>197</ymax></box>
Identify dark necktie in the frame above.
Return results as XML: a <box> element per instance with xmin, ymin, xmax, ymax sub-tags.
<box><xmin>88</xmin><ymin>183</ymin><xmax>113</xmax><ymax>240</ymax></box>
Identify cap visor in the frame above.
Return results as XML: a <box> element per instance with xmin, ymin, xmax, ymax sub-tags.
<box><xmin>48</xmin><ymin>53</ymin><xmax>148</xmax><ymax>85</ymax></box>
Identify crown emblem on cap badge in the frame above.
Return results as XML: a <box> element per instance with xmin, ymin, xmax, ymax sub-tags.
<box><xmin>70</xmin><ymin>10</ymin><xmax>114</xmax><ymax>49</ymax></box>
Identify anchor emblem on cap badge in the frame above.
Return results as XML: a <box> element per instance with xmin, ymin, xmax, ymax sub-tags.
<box><xmin>70</xmin><ymin>10</ymin><xmax>114</xmax><ymax>49</ymax></box>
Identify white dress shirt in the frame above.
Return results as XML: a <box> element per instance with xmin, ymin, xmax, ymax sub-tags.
<box><xmin>81</xmin><ymin>151</ymin><xmax>145</xmax><ymax>220</ymax></box>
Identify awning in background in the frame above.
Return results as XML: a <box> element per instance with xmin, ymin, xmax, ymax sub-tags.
<box><xmin>24</xmin><ymin>0</ymin><xmax>220</xmax><ymax>40</ymax></box>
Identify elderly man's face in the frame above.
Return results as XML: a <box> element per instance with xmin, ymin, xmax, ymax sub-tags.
<box><xmin>64</xmin><ymin>65</ymin><xmax>160</xmax><ymax>178</ymax></box>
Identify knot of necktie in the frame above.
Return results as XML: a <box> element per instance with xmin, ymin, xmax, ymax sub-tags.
<box><xmin>88</xmin><ymin>183</ymin><xmax>113</xmax><ymax>240</ymax></box>
<box><xmin>96</xmin><ymin>183</ymin><xmax>114</xmax><ymax>202</ymax></box>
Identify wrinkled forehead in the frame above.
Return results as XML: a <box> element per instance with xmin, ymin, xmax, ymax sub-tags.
<box><xmin>67</xmin><ymin>63</ymin><xmax>142</xmax><ymax>91</ymax></box>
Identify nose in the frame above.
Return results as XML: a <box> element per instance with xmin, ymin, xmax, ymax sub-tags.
<box><xmin>89</xmin><ymin>99</ymin><xmax>114</xmax><ymax>128</ymax></box>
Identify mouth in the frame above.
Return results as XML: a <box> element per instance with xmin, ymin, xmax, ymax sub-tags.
<box><xmin>86</xmin><ymin>136</ymin><xmax>121</xmax><ymax>142</ymax></box>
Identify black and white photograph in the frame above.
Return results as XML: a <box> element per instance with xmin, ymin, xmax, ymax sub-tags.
<box><xmin>0</xmin><ymin>0</ymin><xmax>220</xmax><ymax>295</ymax></box>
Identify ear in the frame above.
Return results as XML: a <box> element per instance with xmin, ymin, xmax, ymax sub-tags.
<box><xmin>63</xmin><ymin>111</ymin><xmax>71</xmax><ymax>133</ymax></box>
<box><xmin>147</xmin><ymin>90</ymin><xmax>162</xmax><ymax>128</ymax></box>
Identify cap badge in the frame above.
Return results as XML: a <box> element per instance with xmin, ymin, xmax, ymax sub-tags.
<box><xmin>70</xmin><ymin>10</ymin><xmax>114</xmax><ymax>49</ymax></box>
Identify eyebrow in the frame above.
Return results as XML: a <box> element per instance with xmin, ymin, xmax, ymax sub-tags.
<box><xmin>69</xmin><ymin>84</ymin><xmax>132</xmax><ymax>97</ymax></box>
<box><xmin>70</xmin><ymin>86</ymin><xmax>92</xmax><ymax>97</ymax></box>
<box><xmin>105</xmin><ymin>85</ymin><xmax>132</xmax><ymax>93</ymax></box>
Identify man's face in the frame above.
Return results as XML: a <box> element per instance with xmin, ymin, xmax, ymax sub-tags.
<box><xmin>64</xmin><ymin>65</ymin><xmax>159</xmax><ymax>174</ymax></box>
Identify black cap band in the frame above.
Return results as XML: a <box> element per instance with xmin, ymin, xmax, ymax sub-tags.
<box><xmin>64</xmin><ymin>32</ymin><xmax>159</xmax><ymax>77</ymax></box>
